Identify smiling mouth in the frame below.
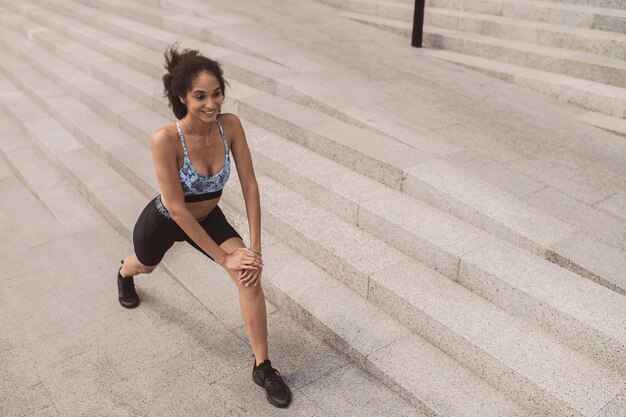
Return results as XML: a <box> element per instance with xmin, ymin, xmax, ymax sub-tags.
<box><xmin>202</xmin><ymin>110</ymin><xmax>216</xmax><ymax>115</ymax></box>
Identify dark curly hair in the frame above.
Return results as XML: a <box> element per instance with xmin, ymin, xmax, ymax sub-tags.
<box><xmin>162</xmin><ymin>44</ymin><xmax>227</xmax><ymax>119</ymax></box>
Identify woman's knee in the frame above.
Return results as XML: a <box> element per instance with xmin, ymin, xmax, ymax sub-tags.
<box><xmin>136</xmin><ymin>261</ymin><xmax>158</xmax><ymax>274</ymax></box>
<box><xmin>139</xmin><ymin>264</ymin><xmax>159</xmax><ymax>274</ymax></box>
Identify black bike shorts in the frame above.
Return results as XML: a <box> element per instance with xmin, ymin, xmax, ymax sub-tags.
<box><xmin>132</xmin><ymin>195</ymin><xmax>242</xmax><ymax>266</ymax></box>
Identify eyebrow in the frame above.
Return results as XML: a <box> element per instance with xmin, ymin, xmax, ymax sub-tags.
<box><xmin>192</xmin><ymin>87</ymin><xmax>221</xmax><ymax>94</ymax></box>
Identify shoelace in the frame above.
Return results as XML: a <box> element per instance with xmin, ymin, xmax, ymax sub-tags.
<box><xmin>263</xmin><ymin>367</ymin><xmax>284</xmax><ymax>388</ymax></box>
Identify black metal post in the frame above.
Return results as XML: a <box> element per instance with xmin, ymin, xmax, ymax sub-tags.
<box><xmin>412</xmin><ymin>0</ymin><xmax>425</xmax><ymax>47</ymax></box>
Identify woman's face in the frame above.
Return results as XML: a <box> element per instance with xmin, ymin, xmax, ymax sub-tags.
<box><xmin>181</xmin><ymin>70</ymin><xmax>224</xmax><ymax>123</ymax></box>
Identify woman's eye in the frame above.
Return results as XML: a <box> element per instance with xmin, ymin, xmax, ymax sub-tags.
<box><xmin>213</xmin><ymin>92</ymin><xmax>221</xmax><ymax>97</ymax></box>
<box><xmin>195</xmin><ymin>96</ymin><xmax>204</xmax><ymax>100</ymax></box>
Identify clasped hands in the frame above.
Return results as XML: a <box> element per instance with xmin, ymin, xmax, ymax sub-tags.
<box><xmin>222</xmin><ymin>247</ymin><xmax>264</xmax><ymax>287</ymax></box>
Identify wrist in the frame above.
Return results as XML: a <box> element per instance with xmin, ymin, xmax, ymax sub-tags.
<box><xmin>216</xmin><ymin>251</ymin><xmax>228</xmax><ymax>266</ymax></box>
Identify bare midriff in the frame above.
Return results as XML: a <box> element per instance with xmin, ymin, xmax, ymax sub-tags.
<box><xmin>161</xmin><ymin>194</ymin><xmax>221</xmax><ymax>220</ymax></box>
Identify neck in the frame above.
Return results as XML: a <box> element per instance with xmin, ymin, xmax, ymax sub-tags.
<box><xmin>183</xmin><ymin>115</ymin><xmax>215</xmax><ymax>136</ymax></box>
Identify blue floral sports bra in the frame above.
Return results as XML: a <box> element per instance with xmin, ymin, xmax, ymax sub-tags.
<box><xmin>176</xmin><ymin>118</ymin><xmax>231</xmax><ymax>202</ymax></box>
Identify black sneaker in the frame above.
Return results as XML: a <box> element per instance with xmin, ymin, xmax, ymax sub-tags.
<box><xmin>117</xmin><ymin>262</ymin><xmax>140</xmax><ymax>309</ymax></box>
<box><xmin>252</xmin><ymin>359</ymin><xmax>292</xmax><ymax>408</ymax></box>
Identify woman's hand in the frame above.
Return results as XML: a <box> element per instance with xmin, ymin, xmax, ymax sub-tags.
<box><xmin>239</xmin><ymin>264</ymin><xmax>264</xmax><ymax>287</ymax></box>
<box><xmin>238</xmin><ymin>248</ymin><xmax>264</xmax><ymax>287</ymax></box>
<box><xmin>221</xmin><ymin>248</ymin><xmax>263</xmax><ymax>272</ymax></box>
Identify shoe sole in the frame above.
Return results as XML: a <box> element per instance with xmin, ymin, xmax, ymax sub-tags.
<box><xmin>118</xmin><ymin>298</ymin><xmax>140</xmax><ymax>309</ymax></box>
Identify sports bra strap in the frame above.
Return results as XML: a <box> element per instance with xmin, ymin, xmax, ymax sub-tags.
<box><xmin>215</xmin><ymin>119</ymin><xmax>228</xmax><ymax>153</ymax></box>
<box><xmin>175</xmin><ymin>121</ymin><xmax>188</xmax><ymax>157</ymax></box>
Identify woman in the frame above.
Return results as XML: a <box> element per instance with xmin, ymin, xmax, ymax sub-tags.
<box><xmin>115</xmin><ymin>45</ymin><xmax>292</xmax><ymax>408</ymax></box>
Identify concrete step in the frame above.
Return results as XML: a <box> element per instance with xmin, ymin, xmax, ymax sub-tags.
<box><xmin>425</xmin><ymin>0</ymin><xmax>626</xmax><ymax>34</ymax></box>
<box><xmin>0</xmin><ymin>79</ymin><xmax>531</xmax><ymax>417</ymax></box>
<box><xmin>339</xmin><ymin>12</ymin><xmax>626</xmax><ymax>89</ymax></box>
<box><xmin>423</xmin><ymin>48</ymin><xmax>626</xmax><ymax>118</ymax></box>
<box><xmin>320</xmin><ymin>0</ymin><xmax>626</xmax><ymax>59</ymax></box>
<box><xmin>2</xmin><ymin>4</ymin><xmax>620</xmax><ymax>380</ymax></box>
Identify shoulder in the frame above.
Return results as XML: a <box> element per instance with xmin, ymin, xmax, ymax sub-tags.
<box><xmin>151</xmin><ymin>123</ymin><xmax>179</xmax><ymax>150</ymax></box>
<box><xmin>218</xmin><ymin>113</ymin><xmax>244</xmax><ymax>136</ymax></box>
<box><xmin>218</xmin><ymin>113</ymin><xmax>246</xmax><ymax>150</ymax></box>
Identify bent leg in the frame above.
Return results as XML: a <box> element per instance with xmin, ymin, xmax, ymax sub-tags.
<box><xmin>221</xmin><ymin>237</ymin><xmax>269</xmax><ymax>365</ymax></box>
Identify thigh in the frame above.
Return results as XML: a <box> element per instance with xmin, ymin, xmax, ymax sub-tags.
<box><xmin>133</xmin><ymin>197</ymin><xmax>181</xmax><ymax>266</ymax></box>
<box><xmin>185</xmin><ymin>205</ymin><xmax>242</xmax><ymax>261</ymax></box>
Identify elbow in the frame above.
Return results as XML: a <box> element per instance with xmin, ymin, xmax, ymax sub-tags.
<box><xmin>167</xmin><ymin>202</ymin><xmax>187</xmax><ymax>221</ymax></box>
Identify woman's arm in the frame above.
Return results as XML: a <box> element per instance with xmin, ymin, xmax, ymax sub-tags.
<box><xmin>227</xmin><ymin>115</ymin><xmax>262</xmax><ymax>253</ymax></box>
<box><xmin>151</xmin><ymin>128</ymin><xmax>260</xmax><ymax>272</ymax></box>
<box><xmin>226</xmin><ymin>115</ymin><xmax>264</xmax><ymax>286</ymax></box>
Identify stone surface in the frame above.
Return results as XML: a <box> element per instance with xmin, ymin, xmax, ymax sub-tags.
<box><xmin>460</xmin><ymin>240</ymin><xmax>626</xmax><ymax>376</ymax></box>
